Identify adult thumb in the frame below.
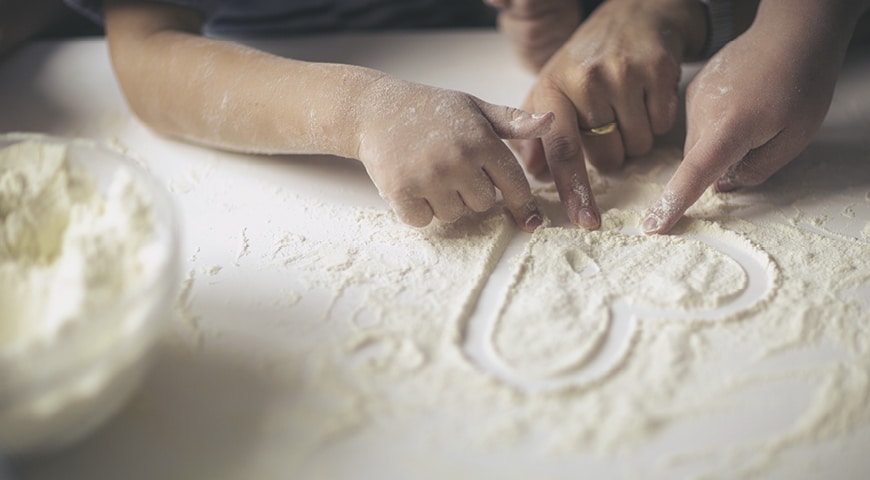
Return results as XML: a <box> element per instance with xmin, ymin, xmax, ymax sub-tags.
<box><xmin>473</xmin><ymin>97</ymin><xmax>555</xmax><ymax>139</ymax></box>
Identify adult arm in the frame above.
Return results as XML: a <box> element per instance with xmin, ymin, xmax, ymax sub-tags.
<box><xmin>642</xmin><ymin>0</ymin><xmax>870</xmax><ymax>234</ymax></box>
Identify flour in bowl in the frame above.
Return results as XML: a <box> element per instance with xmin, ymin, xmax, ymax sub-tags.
<box><xmin>0</xmin><ymin>138</ymin><xmax>172</xmax><ymax>454</ymax></box>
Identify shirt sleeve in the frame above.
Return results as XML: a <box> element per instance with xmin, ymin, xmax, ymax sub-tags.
<box><xmin>64</xmin><ymin>0</ymin><xmax>219</xmax><ymax>25</ymax></box>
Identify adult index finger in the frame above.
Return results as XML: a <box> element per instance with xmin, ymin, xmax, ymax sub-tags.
<box><xmin>642</xmin><ymin>133</ymin><xmax>749</xmax><ymax>235</ymax></box>
<box><xmin>539</xmin><ymin>88</ymin><xmax>600</xmax><ymax>230</ymax></box>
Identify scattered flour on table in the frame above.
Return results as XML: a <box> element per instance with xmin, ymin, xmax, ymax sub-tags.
<box><xmin>168</xmin><ymin>146</ymin><xmax>869</xmax><ymax>479</ymax></box>
<box><xmin>175</xmin><ymin>268</ymin><xmax>203</xmax><ymax>347</ymax></box>
<box><xmin>234</xmin><ymin>227</ymin><xmax>251</xmax><ymax>266</ymax></box>
<box><xmin>265</xmin><ymin>197</ymin><xmax>515</xmax><ymax>341</ymax></box>
<box><xmin>293</xmin><ymin>149</ymin><xmax>868</xmax><ymax>478</ymax></box>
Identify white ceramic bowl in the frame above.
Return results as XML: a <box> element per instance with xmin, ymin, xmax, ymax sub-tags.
<box><xmin>0</xmin><ymin>133</ymin><xmax>180</xmax><ymax>455</ymax></box>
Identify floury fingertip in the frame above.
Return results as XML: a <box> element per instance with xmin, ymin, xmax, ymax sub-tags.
<box><xmin>642</xmin><ymin>215</ymin><xmax>661</xmax><ymax>234</ymax></box>
<box><xmin>643</xmin><ymin>189</ymin><xmax>682</xmax><ymax>234</ymax></box>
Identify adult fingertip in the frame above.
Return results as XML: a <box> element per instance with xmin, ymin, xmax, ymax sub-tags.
<box><xmin>642</xmin><ymin>190</ymin><xmax>684</xmax><ymax>234</ymax></box>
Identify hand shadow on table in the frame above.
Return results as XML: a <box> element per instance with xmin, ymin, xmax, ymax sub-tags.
<box><xmin>12</xmin><ymin>341</ymin><xmax>279</xmax><ymax>480</ymax></box>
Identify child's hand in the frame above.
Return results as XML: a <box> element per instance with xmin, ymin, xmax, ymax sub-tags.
<box><xmin>642</xmin><ymin>3</ymin><xmax>857</xmax><ymax>234</ymax></box>
<box><xmin>511</xmin><ymin>0</ymin><xmax>705</xmax><ymax>229</ymax></box>
<box><xmin>355</xmin><ymin>76</ymin><xmax>554</xmax><ymax>231</ymax></box>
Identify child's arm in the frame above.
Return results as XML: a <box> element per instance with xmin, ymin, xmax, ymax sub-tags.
<box><xmin>104</xmin><ymin>0</ymin><xmax>553</xmax><ymax>230</ymax></box>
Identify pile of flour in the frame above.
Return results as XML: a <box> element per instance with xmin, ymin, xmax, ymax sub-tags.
<box><xmin>0</xmin><ymin>140</ymin><xmax>163</xmax><ymax>454</ymax></box>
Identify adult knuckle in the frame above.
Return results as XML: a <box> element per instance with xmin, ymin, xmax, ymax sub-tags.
<box><xmin>579</xmin><ymin>62</ymin><xmax>608</xmax><ymax>88</ymax></box>
<box><xmin>610</xmin><ymin>58</ymin><xmax>634</xmax><ymax>81</ymax></box>
<box><xmin>546</xmin><ymin>135</ymin><xmax>582</xmax><ymax>164</ymax></box>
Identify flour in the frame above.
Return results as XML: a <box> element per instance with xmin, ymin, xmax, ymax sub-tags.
<box><xmin>124</xmin><ymin>142</ymin><xmax>868</xmax><ymax>479</ymax></box>
<box><xmin>265</xmin><ymin>196</ymin><xmax>514</xmax><ymax>335</ymax></box>
<box><xmin>234</xmin><ymin>227</ymin><xmax>251</xmax><ymax>266</ymax></box>
<box><xmin>262</xmin><ymin>146</ymin><xmax>869</xmax><ymax>478</ymax></box>
<box><xmin>0</xmin><ymin>139</ymin><xmax>170</xmax><ymax>454</ymax></box>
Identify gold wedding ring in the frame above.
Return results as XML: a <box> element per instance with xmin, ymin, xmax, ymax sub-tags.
<box><xmin>580</xmin><ymin>121</ymin><xmax>618</xmax><ymax>136</ymax></box>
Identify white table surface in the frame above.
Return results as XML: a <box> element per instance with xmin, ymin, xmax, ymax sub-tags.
<box><xmin>1</xmin><ymin>31</ymin><xmax>869</xmax><ymax>480</ymax></box>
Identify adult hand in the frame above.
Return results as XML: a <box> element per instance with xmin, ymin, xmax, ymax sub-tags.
<box><xmin>488</xmin><ymin>0</ymin><xmax>584</xmax><ymax>72</ymax></box>
<box><xmin>514</xmin><ymin>0</ymin><xmax>705</xmax><ymax>229</ymax></box>
<box><xmin>356</xmin><ymin>76</ymin><xmax>554</xmax><ymax>232</ymax></box>
<box><xmin>641</xmin><ymin>4</ymin><xmax>856</xmax><ymax>234</ymax></box>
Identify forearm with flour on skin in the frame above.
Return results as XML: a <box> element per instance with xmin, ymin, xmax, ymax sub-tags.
<box><xmin>104</xmin><ymin>0</ymin><xmax>382</xmax><ymax>158</ymax></box>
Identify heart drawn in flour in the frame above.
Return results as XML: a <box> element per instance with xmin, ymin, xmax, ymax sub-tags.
<box><xmin>463</xmin><ymin>211</ymin><xmax>779</xmax><ymax>393</ymax></box>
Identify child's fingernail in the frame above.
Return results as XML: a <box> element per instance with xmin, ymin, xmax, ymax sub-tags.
<box><xmin>642</xmin><ymin>215</ymin><xmax>660</xmax><ymax>234</ymax></box>
<box><xmin>524</xmin><ymin>212</ymin><xmax>543</xmax><ymax>231</ymax></box>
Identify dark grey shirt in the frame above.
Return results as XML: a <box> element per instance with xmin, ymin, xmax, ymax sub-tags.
<box><xmin>65</xmin><ymin>0</ymin><xmax>498</xmax><ymax>35</ymax></box>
